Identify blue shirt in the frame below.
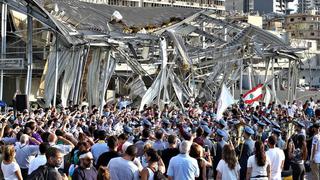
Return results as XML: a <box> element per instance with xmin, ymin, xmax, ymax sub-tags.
<box><xmin>167</xmin><ymin>154</ymin><xmax>200</xmax><ymax>180</ymax></box>
<box><xmin>91</xmin><ymin>141</ymin><xmax>109</xmax><ymax>165</ymax></box>
<box><xmin>153</xmin><ymin>140</ymin><xmax>167</xmax><ymax>151</ymax></box>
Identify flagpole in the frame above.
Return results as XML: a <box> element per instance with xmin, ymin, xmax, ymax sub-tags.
<box><xmin>272</xmin><ymin>58</ymin><xmax>276</xmax><ymax>103</ymax></box>
<box><xmin>240</xmin><ymin>59</ymin><xmax>243</xmax><ymax>95</ymax></box>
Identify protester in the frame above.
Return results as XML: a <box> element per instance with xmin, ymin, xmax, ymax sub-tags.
<box><xmin>167</xmin><ymin>140</ymin><xmax>200</xmax><ymax>180</ymax></box>
<box><xmin>108</xmin><ymin>145</ymin><xmax>139</xmax><ymax>180</ymax></box>
<box><xmin>1</xmin><ymin>93</ymin><xmax>320</xmax><ymax>180</ymax></box>
<box><xmin>246</xmin><ymin>141</ymin><xmax>270</xmax><ymax>180</ymax></box>
<box><xmin>290</xmin><ymin>134</ymin><xmax>308</xmax><ymax>180</ymax></box>
<box><xmin>1</xmin><ymin>145</ymin><xmax>22</xmax><ymax>180</ymax></box>
<box><xmin>311</xmin><ymin>122</ymin><xmax>320</xmax><ymax>180</ymax></box>
<box><xmin>28</xmin><ymin>147</ymin><xmax>67</xmax><ymax>180</ymax></box>
<box><xmin>14</xmin><ymin>134</ymin><xmax>39</xmax><ymax>179</ymax></box>
<box><xmin>96</xmin><ymin>136</ymin><xmax>119</xmax><ymax>168</ymax></box>
<box><xmin>266</xmin><ymin>135</ymin><xmax>285</xmax><ymax>180</ymax></box>
<box><xmin>140</xmin><ymin>148</ymin><xmax>165</xmax><ymax>180</ymax></box>
<box><xmin>160</xmin><ymin>134</ymin><xmax>179</xmax><ymax>175</ymax></box>
<box><xmin>91</xmin><ymin>130</ymin><xmax>108</xmax><ymax>165</ymax></box>
<box><xmin>28</xmin><ymin>142</ymin><xmax>49</xmax><ymax>175</ymax></box>
<box><xmin>72</xmin><ymin>152</ymin><xmax>97</xmax><ymax>180</ymax></box>
<box><xmin>189</xmin><ymin>142</ymin><xmax>212</xmax><ymax>180</ymax></box>
<box><xmin>216</xmin><ymin>144</ymin><xmax>240</xmax><ymax>180</ymax></box>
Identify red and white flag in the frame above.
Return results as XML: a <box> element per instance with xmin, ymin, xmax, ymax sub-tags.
<box><xmin>243</xmin><ymin>84</ymin><xmax>264</xmax><ymax>104</ymax></box>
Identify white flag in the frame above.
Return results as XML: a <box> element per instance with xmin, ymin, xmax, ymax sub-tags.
<box><xmin>216</xmin><ymin>84</ymin><xmax>235</xmax><ymax>120</ymax></box>
<box><xmin>264</xmin><ymin>86</ymin><xmax>271</xmax><ymax>106</ymax></box>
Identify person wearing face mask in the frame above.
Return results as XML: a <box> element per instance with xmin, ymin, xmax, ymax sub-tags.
<box><xmin>28</xmin><ymin>147</ymin><xmax>67</xmax><ymax>180</ymax></box>
<box><xmin>72</xmin><ymin>152</ymin><xmax>97</xmax><ymax>180</ymax></box>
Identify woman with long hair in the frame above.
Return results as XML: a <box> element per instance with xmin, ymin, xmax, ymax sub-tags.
<box><xmin>290</xmin><ymin>135</ymin><xmax>307</xmax><ymax>180</ymax></box>
<box><xmin>216</xmin><ymin>144</ymin><xmax>240</xmax><ymax>180</ymax></box>
<box><xmin>140</xmin><ymin>148</ymin><xmax>165</xmax><ymax>180</ymax></box>
<box><xmin>190</xmin><ymin>143</ymin><xmax>212</xmax><ymax>180</ymax></box>
<box><xmin>1</xmin><ymin>145</ymin><xmax>22</xmax><ymax>180</ymax></box>
<box><xmin>246</xmin><ymin>141</ymin><xmax>270</xmax><ymax>180</ymax></box>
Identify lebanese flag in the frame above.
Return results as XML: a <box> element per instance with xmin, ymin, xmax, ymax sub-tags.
<box><xmin>243</xmin><ymin>84</ymin><xmax>264</xmax><ymax>104</ymax></box>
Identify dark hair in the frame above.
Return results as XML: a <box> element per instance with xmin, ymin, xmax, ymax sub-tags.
<box><xmin>222</xmin><ymin>144</ymin><xmax>237</xmax><ymax>169</ymax></box>
<box><xmin>255</xmin><ymin>141</ymin><xmax>266</xmax><ymax>166</ymax></box>
<box><xmin>97</xmin><ymin>130</ymin><xmax>107</xmax><ymax>140</ymax></box>
<box><xmin>41</xmin><ymin>132</ymin><xmax>51</xmax><ymax>143</ymax></box>
<box><xmin>45</xmin><ymin>147</ymin><xmax>62</xmax><ymax>160</ymax></box>
<box><xmin>118</xmin><ymin>133</ymin><xmax>128</xmax><ymax>141</ymax></box>
<box><xmin>26</xmin><ymin>121</ymin><xmax>37</xmax><ymax>131</ymax></box>
<box><xmin>23</xmin><ymin>127</ymin><xmax>32</xmax><ymax>136</ymax></box>
<box><xmin>268</xmin><ymin>135</ymin><xmax>277</xmax><ymax>146</ymax></box>
<box><xmin>55</xmin><ymin>129</ymin><xmax>65</xmax><ymax>137</ymax></box>
<box><xmin>78</xmin><ymin>141</ymin><xmax>91</xmax><ymax>150</ymax></box>
<box><xmin>107</xmin><ymin>136</ymin><xmax>118</xmax><ymax>149</ymax></box>
<box><xmin>146</xmin><ymin>148</ymin><xmax>160</xmax><ymax>163</ymax></box>
<box><xmin>155</xmin><ymin>130</ymin><xmax>163</xmax><ymax>140</ymax></box>
<box><xmin>168</xmin><ymin>135</ymin><xmax>177</xmax><ymax>144</ymax></box>
<box><xmin>196</xmin><ymin>127</ymin><xmax>204</xmax><ymax>137</ymax></box>
<box><xmin>142</xmin><ymin>129</ymin><xmax>150</xmax><ymax>138</ymax></box>
<box><xmin>39</xmin><ymin>142</ymin><xmax>50</xmax><ymax>154</ymax></box>
<box><xmin>125</xmin><ymin>145</ymin><xmax>137</xmax><ymax>157</ymax></box>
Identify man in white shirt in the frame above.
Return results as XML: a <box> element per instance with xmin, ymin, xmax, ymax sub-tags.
<box><xmin>108</xmin><ymin>145</ymin><xmax>139</xmax><ymax>180</ymax></box>
<box><xmin>47</xmin><ymin>133</ymin><xmax>75</xmax><ymax>170</ymax></box>
<box><xmin>311</xmin><ymin>123</ymin><xmax>320</xmax><ymax>180</ymax></box>
<box><xmin>266</xmin><ymin>135</ymin><xmax>285</xmax><ymax>180</ymax></box>
<box><xmin>28</xmin><ymin>142</ymin><xmax>49</xmax><ymax>175</ymax></box>
<box><xmin>167</xmin><ymin>140</ymin><xmax>200</xmax><ymax>180</ymax></box>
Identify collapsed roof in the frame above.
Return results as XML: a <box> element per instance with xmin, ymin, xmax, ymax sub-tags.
<box><xmin>6</xmin><ymin>0</ymin><xmax>304</xmax><ymax>107</ymax></box>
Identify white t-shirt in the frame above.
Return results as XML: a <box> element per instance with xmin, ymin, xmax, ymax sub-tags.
<box><xmin>216</xmin><ymin>159</ymin><xmax>240</xmax><ymax>180</ymax></box>
<box><xmin>247</xmin><ymin>155</ymin><xmax>270</xmax><ymax>179</ymax></box>
<box><xmin>28</xmin><ymin>154</ymin><xmax>47</xmax><ymax>175</ymax></box>
<box><xmin>266</xmin><ymin>148</ymin><xmax>285</xmax><ymax>180</ymax></box>
<box><xmin>147</xmin><ymin>167</ymin><xmax>154</xmax><ymax>180</ymax></box>
<box><xmin>312</xmin><ymin>134</ymin><xmax>320</xmax><ymax>163</ymax></box>
<box><xmin>1</xmin><ymin>161</ymin><xmax>20</xmax><ymax>180</ymax></box>
<box><xmin>108</xmin><ymin>157</ymin><xmax>139</xmax><ymax>180</ymax></box>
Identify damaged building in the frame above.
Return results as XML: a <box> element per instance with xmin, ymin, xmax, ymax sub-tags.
<box><xmin>0</xmin><ymin>0</ymin><xmax>308</xmax><ymax>110</ymax></box>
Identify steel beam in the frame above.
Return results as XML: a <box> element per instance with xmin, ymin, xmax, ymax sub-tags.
<box><xmin>25</xmin><ymin>7</ymin><xmax>33</xmax><ymax>101</ymax></box>
<box><xmin>1</xmin><ymin>3</ymin><xmax>7</xmax><ymax>102</ymax></box>
<box><xmin>0</xmin><ymin>0</ymin><xmax>56</xmax><ymax>30</ymax></box>
<box><xmin>53</xmin><ymin>32</ymin><xmax>59</xmax><ymax>107</ymax></box>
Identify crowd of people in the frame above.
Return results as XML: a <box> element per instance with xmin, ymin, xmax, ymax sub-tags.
<box><xmin>0</xmin><ymin>96</ymin><xmax>319</xmax><ymax>180</ymax></box>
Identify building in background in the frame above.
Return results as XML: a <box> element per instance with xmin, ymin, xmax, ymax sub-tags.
<box><xmin>284</xmin><ymin>11</ymin><xmax>320</xmax><ymax>43</ymax></box>
<box><xmin>225</xmin><ymin>0</ymin><xmax>254</xmax><ymax>13</ymax></box>
<box><xmin>298</xmin><ymin>0</ymin><xmax>320</xmax><ymax>13</ymax></box>
<box><xmin>254</xmin><ymin>0</ymin><xmax>297</xmax><ymax>15</ymax></box>
<box><xmin>225</xmin><ymin>0</ymin><xmax>297</xmax><ymax>14</ymax></box>
<box><xmin>80</xmin><ymin>0</ymin><xmax>225</xmax><ymax>13</ymax></box>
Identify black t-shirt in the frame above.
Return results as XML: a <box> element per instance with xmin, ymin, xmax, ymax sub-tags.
<box><xmin>160</xmin><ymin>148</ymin><xmax>180</xmax><ymax>172</ymax></box>
<box><xmin>72</xmin><ymin>167</ymin><xmax>98</xmax><ymax>180</ymax></box>
<box><xmin>28</xmin><ymin>164</ymin><xmax>63</xmax><ymax>180</ymax></box>
<box><xmin>96</xmin><ymin>151</ymin><xmax>120</xmax><ymax>168</ymax></box>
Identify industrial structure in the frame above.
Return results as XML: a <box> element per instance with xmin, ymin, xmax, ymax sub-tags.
<box><xmin>80</xmin><ymin>0</ymin><xmax>225</xmax><ymax>13</ymax></box>
<box><xmin>0</xmin><ymin>0</ymin><xmax>314</xmax><ymax>110</ymax></box>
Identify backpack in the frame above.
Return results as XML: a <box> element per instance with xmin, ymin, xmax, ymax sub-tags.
<box><xmin>27</xmin><ymin>165</ymin><xmax>49</xmax><ymax>180</ymax></box>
